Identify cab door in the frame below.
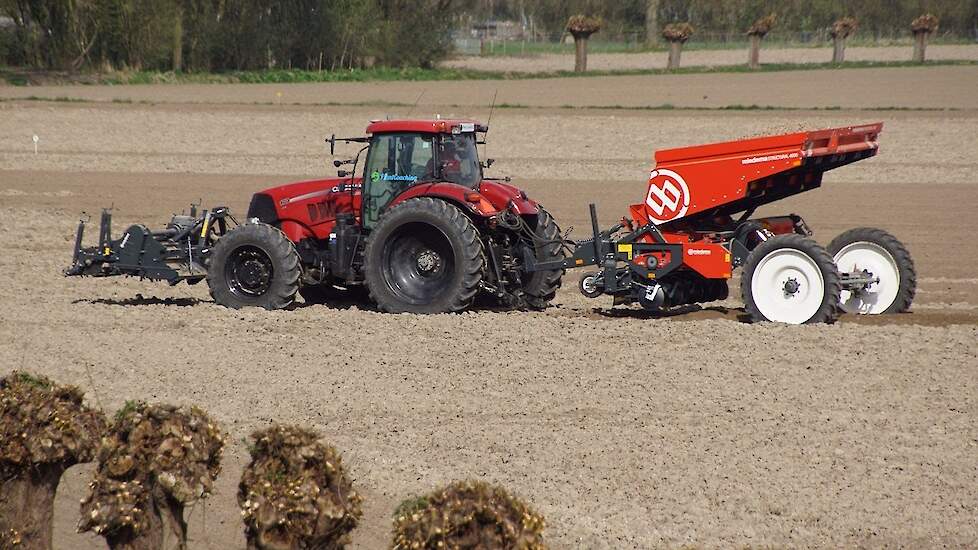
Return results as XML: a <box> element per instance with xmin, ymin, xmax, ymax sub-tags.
<box><xmin>361</xmin><ymin>133</ymin><xmax>435</xmax><ymax>228</ymax></box>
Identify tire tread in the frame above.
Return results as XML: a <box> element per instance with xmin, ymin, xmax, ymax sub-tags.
<box><xmin>741</xmin><ymin>234</ymin><xmax>842</xmax><ymax>324</ymax></box>
<box><xmin>363</xmin><ymin>198</ymin><xmax>484</xmax><ymax>313</ymax></box>
<box><xmin>827</xmin><ymin>227</ymin><xmax>916</xmax><ymax>314</ymax></box>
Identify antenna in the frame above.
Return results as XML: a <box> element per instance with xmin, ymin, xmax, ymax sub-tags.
<box><xmin>406</xmin><ymin>89</ymin><xmax>426</xmax><ymax>118</ymax></box>
<box><xmin>483</xmin><ymin>89</ymin><xmax>499</xmax><ymax>162</ymax></box>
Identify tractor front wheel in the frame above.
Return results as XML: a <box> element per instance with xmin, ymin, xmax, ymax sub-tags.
<box><xmin>741</xmin><ymin>234</ymin><xmax>841</xmax><ymax>324</ymax></box>
<box><xmin>364</xmin><ymin>198</ymin><xmax>484</xmax><ymax>314</ymax></box>
<box><xmin>207</xmin><ymin>222</ymin><xmax>300</xmax><ymax>310</ymax></box>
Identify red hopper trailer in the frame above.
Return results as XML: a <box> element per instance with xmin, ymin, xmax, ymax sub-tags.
<box><xmin>528</xmin><ymin>122</ymin><xmax>916</xmax><ymax>324</ymax></box>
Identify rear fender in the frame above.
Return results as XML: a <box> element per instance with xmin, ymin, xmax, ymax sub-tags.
<box><xmin>390</xmin><ymin>183</ymin><xmax>500</xmax><ymax>217</ymax></box>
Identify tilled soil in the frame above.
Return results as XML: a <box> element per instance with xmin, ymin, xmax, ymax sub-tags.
<box><xmin>4</xmin><ymin>102</ymin><xmax>978</xmax><ymax>186</ymax></box>
<box><xmin>0</xmin><ymin>81</ymin><xmax>976</xmax><ymax>549</ymax></box>
<box><xmin>442</xmin><ymin>44</ymin><xmax>978</xmax><ymax>73</ymax></box>
<box><xmin>3</xmin><ymin>65</ymin><xmax>978</xmax><ymax>110</ymax></box>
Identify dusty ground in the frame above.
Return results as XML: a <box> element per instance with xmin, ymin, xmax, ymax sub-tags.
<box><xmin>442</xmin><ymin>44</ymin><xmax>978</xmax><ymax>73</ymax></box>
<box><xmin>1</xmin><ymin>67</ymin><xmax>977</xmax><ymax>549</ymax></box>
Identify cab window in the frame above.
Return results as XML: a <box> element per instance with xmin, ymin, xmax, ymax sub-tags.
<box><xmin>438</xmin><ymin>133</ymin><xmax>482</xmax><ymax>188</ymax></box>
<box><xmin>362</xmin><ymin>133</ymin><xmax>435</xmax><ymax>226</ymax></box>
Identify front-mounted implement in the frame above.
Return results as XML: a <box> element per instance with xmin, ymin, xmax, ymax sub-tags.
<box><xmin>67</xmin><ymin>204</ymin><xmax>236</xmax><ymax>285</ymax></box>
<box><xmin>525</xmin><ymin>122</ymin><xmax>916</xmax><ymax>324</ymax></box>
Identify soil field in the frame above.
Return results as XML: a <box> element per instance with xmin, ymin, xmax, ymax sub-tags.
<box><xmin>1</xmin><ymin>70</ymin><xmax>977</xmax><ymax>549</ymax></box>
<box><xmin>442</xmin><ymin>44</ymin><xmax>978</xmax><ymax>73</ymax></box>
<box><xmin>4</xmin><ymin>65</ymin><xmax>978</xmax><ymax>111</ymax></box>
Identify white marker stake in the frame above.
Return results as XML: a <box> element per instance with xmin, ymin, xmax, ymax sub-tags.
<box><xmin>32</xmin><ymin>134</ymin><xmax>39</xmax><ymax>155</ymax></box>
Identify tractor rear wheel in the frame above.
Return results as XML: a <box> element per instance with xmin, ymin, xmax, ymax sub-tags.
<box><xmin>207</xmin><ymin>222</ymin><xmax>300</xmax><ymax>310</ymax></box>
<box><xmin>827</xmin><ymin>227</ymin><xmax>916</xmax><ymax>314</ymax></box>
<box><xmin>519</xmin><ymin>207</ymin><xmax>565</xmax><ymax>309</ymax></box>
<box><xmin>741</xmin><ymin>234</ymin><xmax>841</xmax><ymax>324</ymax></box>
<box><xmin>364</xmin><ymin>198</ymin><xmax>484</xmax><ymax>314</ymax></box>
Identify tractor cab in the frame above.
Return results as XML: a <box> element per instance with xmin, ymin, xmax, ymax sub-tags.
<box><xmin>357</xmin><ymin>120</ymin><xmax>487</xmax><ymax>227</ymax></box>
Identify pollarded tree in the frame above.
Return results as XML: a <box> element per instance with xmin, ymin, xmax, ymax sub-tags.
<box><xmin>0</xmin><ymin>372</ymin><xmax>106</xmax><ymax>550</ymax></box>
<box><xmin>78</xmin><ymin>402</ymin><xmax>224</xmax><ymax>550</ymax></box>
<box><xmin>911</xmin><ymin>14</ymin><xmax>939</xmax><ymax>63</ymax></box>
<box><xmin>662</xmin><ymin>22</ymin><xmax>694</xmax><ymax>69</ymax></box>
<box><xmin>831</xmin><ymin>17</ymin><xmax>858</xmax><ymax>63</ymax></box>
<box><xmin>392</xmin><ymin>480</ymin><xmax>548</xmax><ymax>549</ymax></box>
<box><xmin>566</xmin><ymin>14</ymin><xmax>602</xmax><ymax>72</ymax></box>
<box><xmin>238</xmin><ymin>425</ymin><xmax>362</xmax><ymax>550</ymax></box>
<box><xmin>747</xmin><ymin>13</ymin><xmax>776</xmax><ymax>70</ymax></box>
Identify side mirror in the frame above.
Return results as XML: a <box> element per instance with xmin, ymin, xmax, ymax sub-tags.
<box><xmin>333</xmin><ymin>160</ymin><xmax>343</xmax><ymax>168</ymax></box>
<box><xmin>337</xmin><ymin>170</ymin><xmax>349</xmax><ymax>177</ymax></box>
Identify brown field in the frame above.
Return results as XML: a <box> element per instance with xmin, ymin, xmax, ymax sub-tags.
<box><xmin>1</xmin><ymin>65</ymin><xmax>977</xmax><ymax>549</ymax></box>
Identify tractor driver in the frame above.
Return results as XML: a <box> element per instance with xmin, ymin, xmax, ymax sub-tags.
<box><xmin>437</xmin><ymin>134</ymin><xmax>480</xmax><ymax>187</ymax></box>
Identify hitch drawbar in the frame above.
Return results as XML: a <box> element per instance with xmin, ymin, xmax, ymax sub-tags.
<box><xmin>65</xmin><ymin>204</ymin><xmax>235</xmax><ymax>285</ymax></box>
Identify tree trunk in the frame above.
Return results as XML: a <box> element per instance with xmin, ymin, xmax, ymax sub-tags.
<box><xmin>667</xmin><ymin>41</ymin><xmax>682</xmax><ymax>69</ymax></box>
<box><xmin>0</xmin><ymin>465</ymin><xmax>64</xmax><ymax>550</ymax></box>
<box><xmin>172</xmin><ymin>3</ymin><xmax>183</xmax><ymax>72</ymax></box>
<box><xmin>645</xmin><ymin>0</ymin><xmax>659</xmax><ymax>47</ymax></box>
<box><xmin>748</xmin><ymin>34</ymin><xmax>761</xmax><ymax>69</ymax></box>
<box><xmin>574</xmin><ymin>37</ymin><xmax>588</xmax><ymax>72</ymax></box>
<box><xmin>104</xmin><ymin>489</ymin><xmax>186</xmax><ymax>550</ymax></box>
<box><xmin>913</xmin><ymin>32</ymin><xmax>928</xmax><ymax>62</ymax></box>
<box><xmin>832</xmin><ymin>36</ymin><xmax>845</xmax><ymax>63</ymax></box>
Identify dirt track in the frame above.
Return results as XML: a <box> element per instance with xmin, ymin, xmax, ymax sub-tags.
<box><xmin>1</xmin><ymin>68</ymin><xmax>977</xmax><ymax>549</ymax></box>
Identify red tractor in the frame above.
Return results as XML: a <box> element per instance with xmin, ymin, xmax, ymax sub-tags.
<box><xmin>66</xmin><ymin>119</ymin><xmax>565</xmax><ymax>314</ymax></box>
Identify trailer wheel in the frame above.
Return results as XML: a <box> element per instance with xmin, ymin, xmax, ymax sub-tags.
<box><xmin>364</xmin><ymin>198</ymin><xmax>484</xmax><ymax>314</ymax></box>
<box><xmin>828</xmin><ymin>227</ymin><xmax>916</xmax><ymax>314</ymax></box>
<box><xmin>741</xmin><ymin>234</ymin><xmax>841</xmax><ymax>324</ymax></box>
<box><xmin>207</xmin><ymin>223</ymin><xmax>300</xmax><ymax>310</ymax></box>
<box><xmin>520</xmin><ymin>207</ymin><xmax>565</xmax><ymax>309</ymax></box>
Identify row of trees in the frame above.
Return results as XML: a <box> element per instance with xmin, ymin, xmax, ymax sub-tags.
<box><xmin>0</xmin><ymin>371</ymin><xmax>548</xmax><ymax>550</ymax></box>
<box><xmin>468</xmin><ymin>0</ymin><xmax>977</xmax><ymax>43</ymax></box>
<box><xmin>0</xmin><ymin>0</ymin><xmax>457</xmax><ymax>71</ymax></box>
<box><xmin>2</xmin><ymin>0</ymin><xmax>975</xmax><ymax>72</ymax></box>
<box><xmin>569</xmin><ymin>12</ymin><xmax>946</xmax><ymax>72</ymax></box>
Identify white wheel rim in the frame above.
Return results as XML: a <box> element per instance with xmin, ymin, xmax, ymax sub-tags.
<box><xmin>751</xmin><ymin>249</ymin><xmax>825</xmax><ymax>324</ymax></box>
<box><xmin>834</xmin><ymin>242</ymin><xmax>900</xmax><ymax>314</ymax></box>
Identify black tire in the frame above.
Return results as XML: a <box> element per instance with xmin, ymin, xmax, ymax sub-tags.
<box><xmin>519</xmin><ymin>207</ymin><xmax>565</xmax><ymax>310</ymax></box>
<box><xmin>207</xmin><ymin>223</ymin><xmax>300</xmax><ymax>310</ymax></box>
<box><xmin>363</xmin><ymin>198</ymin><xmax>484</xmax><ymax>314</ymax></box>
<box><xmin>741</xmin><ymin>234</ymin><xmax>841</xmax><ymax>324</ymax></box>
<box><xmin>579</xmin><ymin>271</ymin><xmax>604</xmax><ymax>299</ymax></box>
<box><xmin>299</xmin><ymin>283</ymin><xmax>368</xmax><ymax>305</ymax></box>
<box><xmin>827</xmin><ymin>227</ymin><xmax>916</xmax><ymax>314</ymax></box>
